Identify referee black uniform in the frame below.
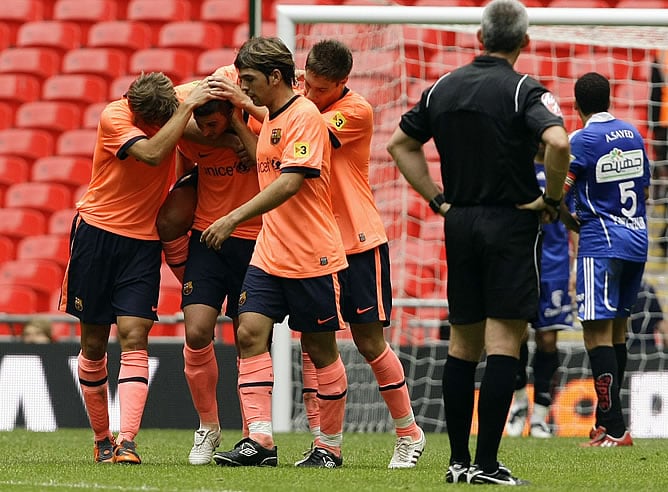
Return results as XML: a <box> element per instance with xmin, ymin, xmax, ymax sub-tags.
<box><xmin>399</xmin><ymin>55</ymin><xmax>564</xmax><ymax>324</ymax></box>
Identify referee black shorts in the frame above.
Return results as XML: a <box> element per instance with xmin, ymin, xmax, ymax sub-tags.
<box><xmin>445</xmin><ymin>205</ymin><xmax>541</xmax><ymax>325</ymax></box>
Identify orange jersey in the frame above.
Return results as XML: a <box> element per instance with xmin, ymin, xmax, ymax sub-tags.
<box><xmin>323</xmin><ymin>89</ymin><xmax>388</xmax><ymax>253</ymax></box>
<box><xmin>175</xmin><ymin>80</ymin><xmax>262</xmax><ymax>240</ymax></box>
<box><xmin>253</xmin><ymin>95</ymin><xmax>347</xmax><ymax>278</ymax></box>
<box><xmin>77</xmin><ymin>98</ymin><xmax>175</xmax><ymax>240</ymax></box>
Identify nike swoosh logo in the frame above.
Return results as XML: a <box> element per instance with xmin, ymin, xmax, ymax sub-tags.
<box><xmin>198</xmin><ymin>152</ymin><xmax>212</xmax><ymax>158</ymax></box>
<box><xmin>356</xmin><ymin>306</ymin><xmax>374</xmax><ymax>314</ymax></box>
<box><xmin>317</xmin><ymin>315</ymin><xmax>336</xmax><ymax>325</ymax></box>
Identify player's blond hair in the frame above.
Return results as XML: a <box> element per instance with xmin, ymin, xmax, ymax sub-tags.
<box><xmin>234</xmin><ymin>37</ymin><xmax>296</xmax><ymax>87</ymax></box>
<box><xmin>126</xmin><ymin>72</ymin><xmax>179</xmax><ymax>127</ymax></box>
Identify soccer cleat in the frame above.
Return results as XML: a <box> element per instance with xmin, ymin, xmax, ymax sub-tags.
<box><xmin>212</xmin><ymin>438</ymin><xmax>277</xmax><ymax>467</ymax></box>
<box><xmin>589</xmin><ymin>425</ymin><xmax>599</xmax><ymax>440</ymax></box>
<box><xmin>294</xmin><ymin>446</ymin><xmax>342</xmax><ymax>468</ymax></box>
<box><xmin>467</xmin><ymin>463</ymin><xmax>529</xmax><ymax>486</ymax></box>
<box><xmin>388</xmin><ymin>428</ymin><xmax>426</xmax><ymax>469</ymax></box>
<box><xmin>445</xmin><ymin>462</ymin><xmax>469</xmax><ymax>483</ymax></box>
<box><xmin>94</xmin><ymin>436</ymin><xmax>116</xmax><ymax>463</ymax></box>
<box><xmin>189</xmin><ymin>428</ymin><xmax>222</xmax><ymax>465</ymax></box>
<box><xmin>581</xmin><ymin>426</ymin><xmax>633</xmax><ymax>447</ymax></box>
<box><xmin>294</xmin><ymin>441</ymin><xmax>315</xmax><ymax>466</ymax></box>
<box><xmin>505</xmin><ymin>401</ymin><xmax>528</xmax><ymax>437</ymax></box>
<box><xmin>530</xmin><ymin>421</ymin><xmax>553</xmax><ymax>438</ymax></box>
<box><xmin>113</xmin><ymin>440</ymin><xmax>141</xmax><ymax>464</ymax></box>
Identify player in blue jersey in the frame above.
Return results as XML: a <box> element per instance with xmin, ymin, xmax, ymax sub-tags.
<box><xmin>566</xmin><ymin>72</ymin><xmax>650</xmax><ymax>447</ymax></box>
<box><xmin>506</xmin><ymin>145</ymin><xmax>573</xmax><ymax>439</ymax></box>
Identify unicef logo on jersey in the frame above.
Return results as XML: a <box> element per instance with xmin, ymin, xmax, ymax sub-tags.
<box><xmin>595</xmin><ymin>147</ymin><xmax>644</xmax><ymax>183</ymax></box>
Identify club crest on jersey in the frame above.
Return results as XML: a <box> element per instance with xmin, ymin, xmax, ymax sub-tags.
<box><xmin>239</xmin><ymin>290</ymin><xmax>247</xmax><ymax>307</ymax></box>
<box><xmin>271</xmin><ymin>128</ymin><xmax>282</xmax><ymax>145</ymax></box>
<box><xmin>541</xmin><ymin>92</ymin><xmax>563</xmax><ymax>117</ymax></box>
<box><xmin>331</xmin><ymin>111</ymin><xmax>347</xmax><ymax>129</ymax></box>
<box><xmin>74</xmin><ymin>297</ymin><xmax>83</xmax><ymax>312</ymax></box>
<box><xmin>183</xmin><ymin>281</ymin><xmax>193</xmax><ymax>296</ymax></box>
<box><xmin>319</xmin><ymin>257</ymin><xmax>328</xmax><ymax>266</ymax></box>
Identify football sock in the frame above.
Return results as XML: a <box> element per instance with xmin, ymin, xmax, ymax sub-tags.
<box><xmin>184</xmin><ymin>342</ymin><xmax>219</xmax><ymax>427</ymax></box>
<box><xmin>162</xmin><ymin>235</ymin><xmax>189</xmax><ymax>284</ymax></box>
<box><xmin>475</xmin><ymin>354</ymin><xmax>518</xmax><ymax>473</ymax></box>
<box><xmin>116</xmin><ymin>350</ymin><xmax>149</xmax><ymax>444</ymax></box>
<box><xmin>78</xmin><ymin>352</ymin><xmax>112</xmax><ymax>442</ymax></box>
<box><xmin>239</xmin><ymin>352</ymin><xmax>274</xmax><ymax>449</ymax></box>
<box><xmin>369</xmin><ymin>344</ymin><xmax>420</xmax><ymax>440</ymax></box>
<box><xmin>515</xmin><ymin>341</ymin><xmax>529</xmax><ymax>389</ymax></box>
<box><xmin>588</xmin><ymin>346</ymin><xmax>625</xmax><ymax>438</ymax></box>
<box><xmin>614</xmin><ymin>343</ymin><xmax>627</xmax><ymax>388</ymax></box>
<box><xmin>237</xmin><ymin>357</ymin><xmax>249</xmax><ymax>438</ymax></box>
<box><xmin>315</xmin><ymin>356</ymin><xmax>347</xmax><ymax>457</ymax></box>
<box><xmin>301</xmin><ymin>352</ymin><xmax>320</xmax><ymax>439</ymax></box>
<box><xmin>533</xmin><ymin>348</ymin><xmax>559</xmax><ymax>407</ymax></box>
<box><xmin>442</xmin><ymin>355</ymin><xmax>477</xmax><ymax>466</ymax></box>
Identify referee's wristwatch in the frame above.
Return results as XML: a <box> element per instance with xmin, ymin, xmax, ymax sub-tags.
<box><xmin>542</xmin><ymin>194</ymin><xmax>561</xmax><ymax>209</ymax></box>
<box><xmin>429</xmin><ymin>193</ymin><xmax>446</xmax><ymax>214</ymax></box>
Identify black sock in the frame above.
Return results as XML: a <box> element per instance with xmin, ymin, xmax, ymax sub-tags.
<box><xmin>474</xmin><ymin>354</ymin><xmax>518</xmax><ymax>473</ymax></box>
<box><xmin>442</xmin><ymin>355</ymin><xmax>478</xmax><ymax>466</ymax></box>
<box><xmin>588</xmin><ymin>346</ymin><xmax>625</xmax><ymax>438</ymax></box>
<box><xmin>614</xmin><ymin>343</ymin><xmax>627</xmax><ymax>389</ymax></box>
<box><xmin>515</xmin><ymin>342</ymin><xmax>528</xmax><ymax>390</ymax></box>
<box><xmin>533</xmin><ymin>349</ymin><xmax>559</xmax><ymax>407</ymax></box>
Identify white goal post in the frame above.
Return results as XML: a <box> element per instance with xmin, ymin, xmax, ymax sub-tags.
<box><xmin>271</xmin><ymin>5</ymin><xmax>668</xmax><ymax>436</ymax></box>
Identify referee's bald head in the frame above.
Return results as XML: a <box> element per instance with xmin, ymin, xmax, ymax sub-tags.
<box><xmin>480</xmin><ymin>0</ymin><xmax>528</xmax><ymax>54</ymax></box>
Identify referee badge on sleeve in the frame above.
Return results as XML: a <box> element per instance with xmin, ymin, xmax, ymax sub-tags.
<box><xmin>541</xmin><ymin>92</ymin><xmax>563</xmax><ymax>117</ymax></box>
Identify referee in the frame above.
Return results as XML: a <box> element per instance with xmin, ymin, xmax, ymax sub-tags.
<box><xmin>387</xmin><ymin>0</ymin><xmax>569</xmax><ymax>486</ymax></box>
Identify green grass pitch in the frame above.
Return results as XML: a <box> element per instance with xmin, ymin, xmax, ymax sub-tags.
<box><xmin>1</xmin><ymin>429</ymin><xmax>667</xmax><ymax>491</ymax></box>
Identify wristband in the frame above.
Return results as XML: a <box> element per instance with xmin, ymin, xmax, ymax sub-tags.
<box><xmin>542</xmin><ymin>194</ymin><xmax>561</xmax><ymax>209</ymax></box>
<box><xmin>429</xmin><ymin>193</ymin><xmax>446</xmax><ymax>214</ymax></box>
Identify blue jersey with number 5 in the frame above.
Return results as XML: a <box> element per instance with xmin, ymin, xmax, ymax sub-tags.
<box><xmin>566</xmin><ymin>112</ymin><xmax>649</xmax><ymax>261</ymax></box>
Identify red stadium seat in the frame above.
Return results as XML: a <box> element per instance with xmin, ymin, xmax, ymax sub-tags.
<box><xmin>0</xmin><ymin>102</ymin><xmax>13</xmax><ymax>130</ymax></box>
<box><xmin>614</xmin><ymin>82</ymin><xmax>649</xmax><ymax>108</ymax></box>
<box><xmin>0</xmin><ymin>208</ymin><xmax>48</xmax><ymax>245</ymax></box>
<box><xmin>232</xmin><ymin>22</ymin><xmax>277</xmax><ymax>49</ymax></box>
<box><xmin>196</xmin><ymin>49</ymin><xmax>238</xmax><ymax>77</ymax></box>
<box><xmin>17</xmin><ymin>234</ymin><xmax>71</xmax><ymax>268</ymax></box>
<box><xmin>15</xmin><ymin>101</ymin><xmax>82</xmax><ymax>136</ymax></box>
<box><xmin>53</xmin><ymin>0</ymin><xmax>118</xmax><ymax>39</ymax></box>
<box><xmin>0</xmin><ymin>47</ymin><xmax>62</xmax><ymax>81</ymax></box>
<box><xmin>0</xmin><ymin>74</ymin><xmax>42</xmax><ymax>111</ymax></box>
<box><xmin>548</xmin><ymin>0</ymin><xmax>610</xmax><ymax>6</ymax></box>
<box><xmin>16</xmin><ymin>21</ymin><xmax>82</xmax><ymax>54</ymax></box>
<box><xmin>157</xmin><ymin>286</ymin><xmax>182</xmax><ymax>315</ymax></box>
<box><xmin>5</xmin><ymin>182</ymin><xmax>73</xmax><ymax>216</ymax></box>
<box><xmin>42</xmin><ymin>74</ymin><xmax>109</xmax><ymax>109</ymax></box>
<box><xmin>56</xmin><ymin>129</ymin><xmax>98</xmax><ymax>158</ymax></box>
<box><xmin>160</xmin><ymin>262</ymin><xmax>182</xmax><ymax>291</ymax></box>
<box><xmin>109</xmin><ymin>75</ymin><xmax>139</xmax><ymax>100</ymax></box>
<box><xmin>158</xmin><ymin>22</ymin><xmax>223</xmax><ymax>56</ymax></box>
<box><xmin>0</xmin><ymin>128</ymin><xmax>55</xmax><ymax>162</ymax></box>
<box><xmin>129</xmin><ymin>49</ymin><xmax>195</xmax><ymax>83</ymax></box>
<box><xmin>32</xmin><ymin>156</ymin><xmax>92</xmax><ymax>192</ymax></box>
<box><xmin>127</xmin><ymin>0</ymin><xmax>192</xmax><ymax>45</ymax></box>
<box><xmin>62</xmin><ymin>48</ymin><xmax>128</xmax><ymax>82</ymax></box>
<box><xmin>83</xmin><ymin>102</ymin><xmax>108</xmax><ymax>129</ymax></box>
<box><xmin>0</xmin><ymin>24</ymin><xmax>11</xmax><ymax>52</ymax></box>
<box><xmin>616</xmin><ymin>0</ymin><xmax>665</xmax><ymax>6</ymax></box>
<box><xmin>0</xmin><ymin>236</ymin><xmax>15</xmax><ymax>264</ymax></box>
<box><xmin>0</xmin><ymin>0</ymin><xmax>45</xmax><ymax>45</ymax></box>
<box><xmin>0</xmin><ymin>259</ymin><xmax>65</xmax><ymax>312</ymax></box>
<box><xmin>0</xmin><ymin>156</ymin><xmax>30</xmax><ymax>188</ymax></box>
<box><xmin>87</xmin><ymin>21</ymin><xmax>153</xmax><ymax>57</ymax></box>
<box><xmin>49</xmin><ymin>208</ymin><xmax>77</xmax><ymax>235</ymax></box>
<box><xmin>0</xmin><ymin>285</ymin><xmax>39</xmax><ymax>315</ymax></box>
<box><xmin>200</xmin><ymin>0</ymin><xmax>248</xmax><ymax>47</ymax></box>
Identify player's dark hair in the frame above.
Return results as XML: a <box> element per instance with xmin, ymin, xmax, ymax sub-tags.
<box><xmin>194</xmin><ymin>99</ymin><xmax>233</xmax><ymax>118</ymax></box>
<box><xmin>481</xmin><ymin>0</ymin><xmax>528</xmax><ymax>54</ymax></box>
<box><xmin>234</xmin><ymin>36</ymin><xmax>296</xmax><ymax>87</ymax></box>
<box><xmin>575</xmin><ymin>72</ymin><xmax>610</xmax><ymax>115</ymax></box>
<box><xmin>126</xmin><ymin>72</ymin><xmax>179</xmax><ymax>127</ymax></box>
<box><xmin>305</xmin><ymin>39</ymin><xmax>353</xmax><ymax>82</ymax></box>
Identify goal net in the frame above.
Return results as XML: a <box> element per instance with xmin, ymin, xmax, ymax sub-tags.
<box><xmin>278</xmin><ymin>4</ymin><xmax>668</xmax><ymax>437</ymax></box>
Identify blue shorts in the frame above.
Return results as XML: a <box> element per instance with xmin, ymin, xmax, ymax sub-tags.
<box><xmin>63</xmin><ymin>217</ymin><xmax>161</xmax><ymax>324</ymax></box>
<box><xmin>238</xmin><ymin>265</ymin><xmax>346</xmax><ymax>333</ymax></box>
<box><xmin>342</xmin><ymin>244</ymin><xmax>392</xmax><ymax>326</ymax></box>
<box><xmin>576</xmin><ymin>257</ymin><xmax>645</xmax><ymax>321</ymax></box>
<box><xmin>182</xmin><ymin>230</ymin><xmax>255</xmax><ymax>318</ymax></box>
<box><xmin>532</xmin><ymin>276</ymin><xmax>573</xmax><ymax>330</ymax></box>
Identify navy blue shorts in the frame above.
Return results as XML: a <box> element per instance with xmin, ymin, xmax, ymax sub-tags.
<box><xmin>238</xmin><ymin>265</ymin><xmax>346</xmax><ymax>333</ymax></box>
<box><xmin>181</xmin><ymin>230</ymin><xmax>255</xmax><ymax>318</ymax></box>
<box><xmin>445</xmin><ymin>206</ymin><xmax>541</xmax><ymax>324</ymax></box>
<box><xmin>342</xmin><ymin>244</ymin><xmax>392</xmax><ymax>326</ymax></box>
<box><xmin>63</xmin><ymin>218</ymin><xmax>161</xmax><ymax>324</ymax></box>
